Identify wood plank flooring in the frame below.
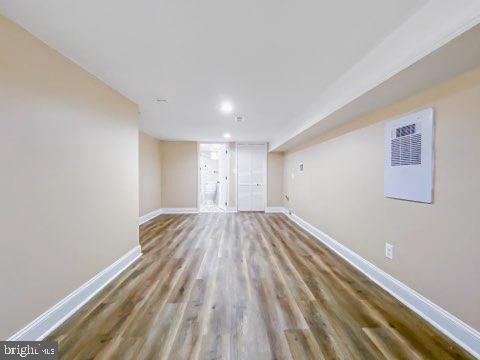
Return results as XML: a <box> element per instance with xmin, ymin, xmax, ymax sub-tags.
<box><xmin>48</xmin><ymin>213</ymin><xmax>473</xmax><ymax>359</ymax></box>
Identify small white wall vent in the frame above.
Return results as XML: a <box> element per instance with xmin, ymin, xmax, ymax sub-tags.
<box><xmin>384</xmin><ymin>108</ymin><xmax>434</xmax><ymax>203</ymax></box>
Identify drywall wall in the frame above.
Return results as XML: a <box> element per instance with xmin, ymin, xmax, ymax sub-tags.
<box><xmin>267</xmin><ymin>152</ymin><xmax>284</xmax><ymax>207</ymax></box>
<box><xmin>160</xmin><ymin>141</ymin><xmax>236</xmax><ymax>210</ymax></box>
<box><xmin>161</xmin><ymin>141</ymin><xmax>198</xmax><ymax>208</ymax></box>
<box><xmin>139</xmin><ymin>132</ymin><xmax>163</xmax><ymax>216</ymax></box>
<box><xmin>0</xmin><ymin>15</ymin><xmax>139</xmax><ymax>339</ymax></box>
<box><xmin>283</xmin><ymin>67</ymin><xmax>480</xmax><ymax>331</ymax></box>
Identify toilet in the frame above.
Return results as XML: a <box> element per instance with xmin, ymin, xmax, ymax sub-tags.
<box><xmin>202</xmin><ymin>181</ymin><xmax>218</xmax><ymax>205</ymax></box>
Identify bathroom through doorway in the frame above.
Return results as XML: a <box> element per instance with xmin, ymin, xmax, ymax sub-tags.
<box><xmin>198</xmin><ymin>143</ymin><xmax>229</xmax><ymax>212</ymax></box>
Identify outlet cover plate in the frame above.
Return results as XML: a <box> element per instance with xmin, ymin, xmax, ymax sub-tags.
<box><xmin>385</xmin><ymin>243</ymin><xmax>394</xmax><ymax>259</ymax></box>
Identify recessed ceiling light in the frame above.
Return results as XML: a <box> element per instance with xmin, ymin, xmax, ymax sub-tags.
<box><xmin>219</xmin><ymin>101</ymin><xmax>234</xmax><ymax>114</ymax></box>
<box><xmin>155</xmin><ymin>98</ymin><xmax>168</xmax><ymax>103</ymax></box>
<box><xmin>235</xmin><ymin>115</ymin><xmax>244</xmax><ymax>122</ymax></box>
<box><xmin>223</xmin><ymin>133</ymin><xmax>231</xmax><ymax>139</ymax></box>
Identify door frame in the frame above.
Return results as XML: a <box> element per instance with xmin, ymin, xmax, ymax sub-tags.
<box><xmin>235</xmin><ymin>142</ymin><xmax>268</xmax><ymax>212</ymax></box>
<box><xmin>197</xmin><ymin>142</ymin><xmax>230</xmax><ymax>212</ymax></box>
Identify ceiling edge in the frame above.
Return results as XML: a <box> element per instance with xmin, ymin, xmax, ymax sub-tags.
<box><xmin>270</xmin><ymin>0</ymin><xmax>480</xmax><ymax>151</ymax></box>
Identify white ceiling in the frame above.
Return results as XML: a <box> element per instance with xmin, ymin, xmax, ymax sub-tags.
<box><xmin>269</xmin><ymin>1</ymin><xmax>480</xmax><ymax>150</ymax></box>
<box><xmin>0</xmin><ymin>0</ymin><xmax>428</xmax><ymax>142</ymax></box>
<box><xmin>199</xmin><ymin>143</ymin><xmax>226</xmax><ymax>153</ymax></box>
<box><xmin>2</xmin><ymin>1</ymin><xmax>479</xmax><ymax>149</ymax></box>
<box><xmin>274</xmin><ymin>22</ymin><xmax>480</xmax><ymax>151</ymax></box>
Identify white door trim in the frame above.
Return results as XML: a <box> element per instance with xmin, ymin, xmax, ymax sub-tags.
<box><xmin>235</xmin><ymin>142</ymin><xmax>267</xmax><ymax>212</ymax></box>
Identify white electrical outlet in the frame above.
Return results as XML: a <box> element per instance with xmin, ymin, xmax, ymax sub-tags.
<box><xmin>385</xmin><ymin>243</ymin><xmax>394</xmax><ymax>259</ymax></box>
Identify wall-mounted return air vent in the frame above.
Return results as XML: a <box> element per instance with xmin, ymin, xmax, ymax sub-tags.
<box><xmin>391</xmin><ymin>123</ymin><xmax>421</xmax><ymax>166</ymax></box>
<box><xmin>384</xmin><ymin>108</ymin><xmax>434</xmax><ymax>203</ymax></box>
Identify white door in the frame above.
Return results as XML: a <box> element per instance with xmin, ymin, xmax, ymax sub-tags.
<box><xmin>218</xmin><ymin>145</ymin><xmax>228</xmax><ymax>211</ymax></box>
<box><xmin>237</xmin><ymin>146</ymin><xmax>252</xmax><ymax>211</ymax></box>
<box><xmin>237</xmin><ymin>144</ymin><xmax>266</xmax><ymax>211</ymax></box>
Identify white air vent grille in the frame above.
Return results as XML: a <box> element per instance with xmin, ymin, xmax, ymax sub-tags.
<box><xmin>384</xmin><ymin>108</ymin><xmax>434</xmax><ymax>203</ymax></box>
<box><xmin>391</xmin><ymin>124</ymin><xmax>421</xmax><ymax>166</ymax></box>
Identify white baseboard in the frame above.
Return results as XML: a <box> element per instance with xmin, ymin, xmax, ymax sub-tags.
<box><xmin>226</xmin><ymin>207</ymin><xmax>237</xmax><ymax>213</ymax></box>
<box><xmin>139</xmin><ymin>208</ymin><xmax>201</xmax><ymax>225</ymax></box>
<box><xmin>284</xmin><ymin>211</ymin><xmax>480</xmax><ymax>358</ymax></box>
<box><xmin>7</xmin><ymin>245</ymin><xmax>142</xmax><ymax>341</ymax></box>
<box><xmin>139</xmin><ymin>208</ymin><xmax>164</xmax><ymax>225</ymax></box>
<box><xmin>162</xmin><ymin>208</ymin><xmax>199</xmax><ymax>214</ymax></box>
<box><xmin>265</xmin><ymin>206</ymin><xmax>288</xmax><ymax>214</ymax></box>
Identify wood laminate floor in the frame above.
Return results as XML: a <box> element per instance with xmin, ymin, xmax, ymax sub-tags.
<box><xmin>48</xmin><ymin>213</ymin><xmax>473</xmax><ymax>359</ymax></box>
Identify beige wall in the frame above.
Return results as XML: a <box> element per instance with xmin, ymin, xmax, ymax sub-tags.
<box><xmin>138</xmin><ymin>138</ymin><xmax>264</xmax><ymax>212</ymax></box>
<box><xmin>267</xmin><ymin>152</ymin><xmax>284</xmax><ymax>207</ymax></box>
<box><xmin>158</xmin><ymin>141</ymin><xmax>279</xmax><ymax>210</ymax></box>
<box><xmin>283</xmin><ymin>67</ymin><xmax>480</xmax><ymax>331</ymax></box>
<box><xmin>139</xmin><ymin>132</ymin><xmax>163</xmax><ymax>216</ymax></box>
<box><xmin>0</xmin><ymin>15</ymin><xmax>139</xmax><ymax>339</ymax></box>
<box><xmin>161</xmin><ymin>141</ymin><xmax>198</xmax><ymax>208</ymax></box>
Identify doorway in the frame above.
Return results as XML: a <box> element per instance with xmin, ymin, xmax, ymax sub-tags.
<box><xmin>198</xmin><ymin>143</ymin><xmax>229</xmax><ymax>212</ymax></box>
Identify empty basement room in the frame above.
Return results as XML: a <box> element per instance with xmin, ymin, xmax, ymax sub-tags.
<box><xmin>2</xmin><ymin>2</ymin><xmax>480</xmax><ymax>360</ymax></box>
